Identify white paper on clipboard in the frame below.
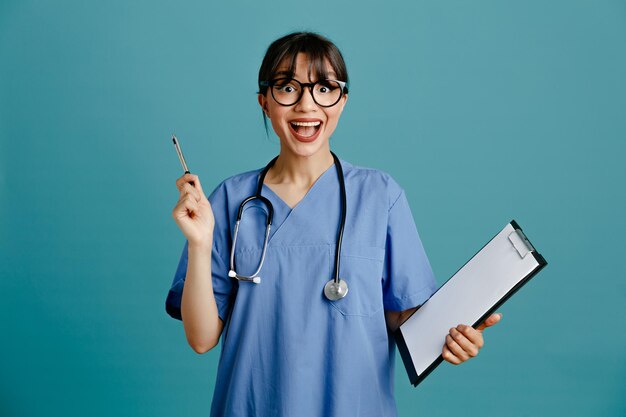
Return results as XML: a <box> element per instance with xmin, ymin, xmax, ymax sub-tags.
<box><xmin>395</xmin><ymin>220</ymin><xmax>547</xmax><ymax>386</ymax></box>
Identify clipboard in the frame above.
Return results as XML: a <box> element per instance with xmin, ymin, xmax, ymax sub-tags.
<box><xmin>395</xmin><ymin>220</ymin><xmax>548</xmax><ymax>386</ymax></box>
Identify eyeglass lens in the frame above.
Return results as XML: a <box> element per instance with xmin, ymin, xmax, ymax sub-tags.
<box><xmin>271</xmin><ymin>79</ymin><xmax>343</xmax><ymax>107</ymax></box>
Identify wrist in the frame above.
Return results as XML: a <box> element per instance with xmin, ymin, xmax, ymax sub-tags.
<box><xmin>188</xmin><ymin>237</ymin><xmax>213</xmax><ymax>253</ymax></box>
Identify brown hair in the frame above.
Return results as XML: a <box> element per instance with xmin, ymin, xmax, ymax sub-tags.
<box><xmin>258</xmin><ymin>31</ymin><xmax>349</xmax><ymax>94</ymax></box>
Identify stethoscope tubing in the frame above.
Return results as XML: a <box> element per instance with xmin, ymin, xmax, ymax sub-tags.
<box><xmin>229</xmin><ymin>152</ymin><xmax>347</xmax><ymax>294</ymax></box>
<box><xmin>331</xmin><ymin>152</ymin><xmax>346</xmax><ymax>285</ymax></box>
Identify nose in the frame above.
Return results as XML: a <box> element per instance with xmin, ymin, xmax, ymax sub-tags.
<box><xmin>294</xmin><ymin>86</ymin><xmax>317</xmax><ymax>112</ymax></box>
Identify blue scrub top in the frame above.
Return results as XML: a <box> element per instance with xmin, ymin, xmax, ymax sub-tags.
<box><xmin>166</xmin><ymin>159</ymin><xmax>437</xmax><ymax>417</ymax></box>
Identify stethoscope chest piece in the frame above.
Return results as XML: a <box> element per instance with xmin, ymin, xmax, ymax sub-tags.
<box><xmin>324</xmin><ymin>278</ymin><xmax>349</xmax><ymax>301</ymax></box>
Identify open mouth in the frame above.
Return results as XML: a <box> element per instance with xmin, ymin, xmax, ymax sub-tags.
<box><xmin>289</xmin><ymin>120</ymin><xmax>322</xmax><ymax>141</ymax></box>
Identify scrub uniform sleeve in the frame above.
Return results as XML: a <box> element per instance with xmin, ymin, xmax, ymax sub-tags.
<box><xmin>165</xmin><ymin>241</ymin><xmax>189</xmax><ymax>320</ymax></box>
<box><xmin>165</xmin><ymin>240</ymin><xmax>233</xmax><ymax>322</ymax></box>
<box><xmin>211</xmin><ymin>243</ymin><xmax>234</xmax><ymax>322</ymax></box>
<box><xmin>165</xmin><ymin>182</ymin><xmax>234</xmax><ymax>322</ymax></box>
<box><xmin>381</xmin><ymin>190</ymin><xmax>438</xmax><ymax>312</ymax></box>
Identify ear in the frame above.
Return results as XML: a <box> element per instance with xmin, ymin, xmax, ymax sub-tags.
<box><xmin>338</xmin><ymin>94</ymin><xmax>348</xmax><ymax>113</ymax></box>
<box><xmin>258</xmin><ymin>94</ymin><xmax>270</xmax><ymax>118</ymax></box>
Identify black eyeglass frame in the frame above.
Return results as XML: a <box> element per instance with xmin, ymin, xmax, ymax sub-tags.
<box><xmin>259</xmin><ymin>78</ymin><xmax>348</xmax><ymax>108</ymax></box>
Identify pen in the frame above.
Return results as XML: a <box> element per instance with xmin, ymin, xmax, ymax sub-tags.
<box><xmin>172</xmin><ymin>134</ymin><xmax>194</xmax><ymax>186</ymax></box>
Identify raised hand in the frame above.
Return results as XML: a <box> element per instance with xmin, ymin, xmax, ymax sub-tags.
<box><xmin>172</xmin><ymin>173</ymin><xmax>215</xmax><ymax>247</ymax></box>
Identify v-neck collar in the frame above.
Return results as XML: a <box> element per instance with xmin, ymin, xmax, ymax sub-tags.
<box><xmin>258</xmin><ymin>160</ymin><xmax>344</xmax><ymax>245</ymax></box>
<box><xmin>260</xmin><ymin>161</ymin><xmax>337</xmax><ymax>211</ymax></box>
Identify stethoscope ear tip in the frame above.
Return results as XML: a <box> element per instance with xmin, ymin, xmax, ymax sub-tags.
<box><xmin>228</xmin><ymin>270</ymin><xmax>236</xmax><ymax>278</ymax></box>
<box><xmin>253</xmin><ymin>277</ymin><xmax>261</xmax><ymax>284</ymax></box>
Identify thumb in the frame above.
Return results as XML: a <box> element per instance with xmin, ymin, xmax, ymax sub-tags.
<box><xmin>477</xmin><ymin>312</ymin><xmax>503</xmax><ymax>332</ymax></box>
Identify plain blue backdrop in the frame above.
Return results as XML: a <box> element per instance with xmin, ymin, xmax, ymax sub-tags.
<box><xmin>1</xmin><ymin>1</ymin><xmax>624</xmax><ymax>416</ymax></box>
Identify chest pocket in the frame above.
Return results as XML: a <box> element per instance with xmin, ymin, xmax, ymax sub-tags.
<box><xmin>328</xmin><ymin>245</ymin><xmax>386</xmax><ymax>317</ymax></box>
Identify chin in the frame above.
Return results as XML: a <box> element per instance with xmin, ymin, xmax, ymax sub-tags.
<box><xmin>283</xmin><ymin>137</ymin><xmax>330</xmax><ymax>159</ymax></box>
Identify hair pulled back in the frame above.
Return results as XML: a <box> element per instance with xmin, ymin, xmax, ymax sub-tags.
<box><xmin>258</xmin><ymin>32</ymin><xmax>349</xmax><ymax>95</ymax></box>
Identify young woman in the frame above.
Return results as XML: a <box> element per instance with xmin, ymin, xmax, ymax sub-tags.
<box><xmin>167</xmin><ymin>32</ymin><xmax>501</xmax><ymax>417</ymax></box>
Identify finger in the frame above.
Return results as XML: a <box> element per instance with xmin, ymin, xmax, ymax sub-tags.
<box><xmin>180</xmin><ymin>182</ymin><xmax>201</xmax><ymax>202</ymax></box>
<box><xmin>191</xmin><ymin>174</ymin><xmax>205</xmax><ymax>196</ymax></box>
<box><xmin>449</xmin><ymin>327</ymin><xmax>479</xmax><ymax>358</ymax></box>
<box><xmin>179</xmin><ymin>174</ymin><xmax>209</xmax><ymax>204</ymax></box>
<box><xmin>172</xmin><ymin>196</ymin><xmax>199</xmax><ymax>221</ymax></box>
<box><xmin>175</xmin><ymin>173</ymin><xmax>193</xmax><ymax>190</ymax></box>
<box><xmin>457</xmin><ymin>324</ymin><xmax>484</xmax><ymax>349</ymax></box>
<box><xmin>442</xmin><ymin>344</ymin><xmax>462</xmax><ymax>365</ymax></box>
<box><xmin>477</xmin><ymin>313</ymin><xmax>503</xmax><ymax>332</ymax></box>
<box><xmin>182</xmin><ymin>194</ymin><xmax>199</xmax><ymax>214</ymax></box>
<box><xmin>445</xmin><ymin>332</ymin><xmax>471</xmax><ymax>361</ymax></box>
<box><xmin>176</xmin><ymin>173</ymin><xmax>200</xmax><ymax>192</ymax></box>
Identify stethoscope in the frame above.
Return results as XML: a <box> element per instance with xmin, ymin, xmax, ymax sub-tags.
<box><xmin>228</xmin><ymin>151</ymin><xmax>349</xmax><ymax>301</ymax></box>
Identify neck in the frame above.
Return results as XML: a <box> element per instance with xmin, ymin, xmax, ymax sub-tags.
<box><xmin>266</xmin><ymin>148</ymin><xmax>335</xmax><ymax>187</ymax></box>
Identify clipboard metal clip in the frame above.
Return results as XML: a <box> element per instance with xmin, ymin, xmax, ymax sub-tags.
<box><xmin>508</xmin><ymin>229</ymin><xmax>535</xmax><ymax>258</ymax></box>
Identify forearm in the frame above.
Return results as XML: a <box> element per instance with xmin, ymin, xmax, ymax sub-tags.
<box><xmin>385</xmin><ymin>306</ymin><xmax>418</xmax><ymax>332</ymax></box>
<box><xmin>181</xmin><ymin>240</ymin><xmax>223</xmax><ymax>353</ymax></box>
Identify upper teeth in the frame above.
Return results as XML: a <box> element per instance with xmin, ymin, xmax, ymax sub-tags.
<box><xmin>291</xmin><ymin>121</ymin><xmax>321</xmax><ymax>127</ymax></box>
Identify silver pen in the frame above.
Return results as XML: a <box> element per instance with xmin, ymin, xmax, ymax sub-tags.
<box><xmin>172</xmin><ymin>134</ymin><xmax>194</xmax><ymax>186</ymax></box>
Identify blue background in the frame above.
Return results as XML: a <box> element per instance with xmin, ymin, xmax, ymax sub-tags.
<box><xmin>1</xmin><ymin>1</ymin><xmax>624</xmax><ymax>416</ymax></box>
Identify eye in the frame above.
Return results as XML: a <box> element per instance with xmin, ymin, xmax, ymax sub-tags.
<box><xmin>316</xmin><ymin>81</ymin><xmax>338</xmax><ymax>94</ymax></box>
<box><xmin>273</xmin><ymin>79</ymin><xmax>299</xmax><ymax>94</ymax></box>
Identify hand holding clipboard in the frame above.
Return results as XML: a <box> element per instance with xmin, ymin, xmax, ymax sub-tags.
<box><xmin>396</xmin><ymin>220</ymin><xmax>548</xmax><ymax>386</ymax></box>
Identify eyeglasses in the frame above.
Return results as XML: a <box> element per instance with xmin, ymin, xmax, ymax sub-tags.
<box><xmin>260</xmin><ymin>78</ymin><xmax>347</xmax><ymax>107</ymax></box>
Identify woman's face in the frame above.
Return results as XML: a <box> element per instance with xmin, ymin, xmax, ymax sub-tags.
<box><xmin>258</xmin><ymin>53</ymin><xmax>348</xmax><ymax>159</ymax></box>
